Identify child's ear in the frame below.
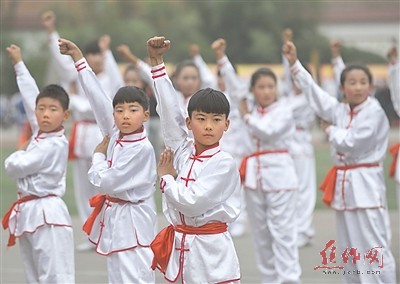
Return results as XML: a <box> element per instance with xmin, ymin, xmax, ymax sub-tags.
<box><xmin>185</xmin><ymin>117</ymin><xmax>192</xmax><ymax>130</ymax></box>
<box><xmin>224</xmin><ymin>118</ymin><xmax>230</xmax><ymax>132</ymax></box>
<box><xmin>63</xmin><ymin>109</ymin><xmax>71</xmax><ymax>121</ymax></box>
<box><xmin>143</xmin><ymin>110</ymin><xmax>150</xmax><ymax>122</ymax></box>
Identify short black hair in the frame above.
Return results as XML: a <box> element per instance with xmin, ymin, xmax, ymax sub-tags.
<box><xmin>83</xmin><ymin>39</ymin><xmax>101</xmax><ymax>55</ymax></box>
<box><xmin>36</xmin><ymin>84</ymin><xmax>69</xmax><ymax>110</ymax></box>
<box><xmin>187</xmin><ymin>88</ymin><xmax>230</xmax><ymax>118</ymax></box>
<box><xmin>112</xmin><ymin>86</ymin><xmax>149</xmax><ymax>110</ymax></box>
<box><xmin>340</xmin><ymin>64</ymin><xmax>373</xmax><ymax>86</ymax></box>
<box><xmin>250</xmin><ymin>67</ymin><xmax>277</xmax><ymax>90</ymax></box>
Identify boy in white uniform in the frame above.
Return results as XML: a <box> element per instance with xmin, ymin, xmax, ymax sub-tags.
<box><xmin>42</xmin><ymin>11</ymin><xmax>124</xmax><ymax>251</ymax></box>
<box><xmin>283</xmin><ymin>40</ymin><xmax>397</xmax><ymax>284</ymax></box>
<box><xmin>147</xmin><ymin>36</ymin><xmax>241</xmax><ymax>283</ymax></box>
<box><xmin>59</xmin><ymin>38</ymin><xmax>157</xmax><ymax>283</ymax></box>
<box><xmin>3</xmin><ymin>45</ymin><xmax>74</xmax><ymax>283</ymax></box>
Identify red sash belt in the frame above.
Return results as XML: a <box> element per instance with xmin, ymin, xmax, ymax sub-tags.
<box><xmin>389</xmin><ymin>143</ymin><xmax>400</xmax><ymax>178</ymax></box>
<box><xmin>2</xmin><ymin>194</ymin><xmax>56</xmax><ymax>246</ymax></box>
<box><xmin>150</xmin><ymin>222</ymin><xmax>227</xmax><ymax>273</ymax></box>
<box><xmin>239</xmin><ymin>150</ymin><xmax>288</xmax><ymax>183</ymax></box>
<box><xmin>320</xmin><ymin>163</ymin><xmax>380</xmax><ymax>206</ymax></box>
<box><xmin>82</xmin><ymin>194</ymin><xmax>140</xmax><ymax>235</ymax></box>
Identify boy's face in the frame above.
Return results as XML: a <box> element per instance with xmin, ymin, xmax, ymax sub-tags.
<box><xmin>340</xmin><ymin>69</ymin><xmax>371</xmax><ymax>108</ymax></box>
<box><xmin>186</xmin><ymin>111</ymin><xmax>229</xmax><ymax>153</ymax></box>
<box><xmin>35</xmin><ymin>97</ymin><xmax>70</xmax><ymax>132</ymax></box>
<box><xmin>113</xmin><ymin>102</ymin><xmax>149</xmax><ymax>135</ymax></box>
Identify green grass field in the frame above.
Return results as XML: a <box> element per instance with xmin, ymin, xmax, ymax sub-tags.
<box><xmin>1</xmin><ymin>144</ymin><xmax>397</xmax><ymax>216</ymax></box>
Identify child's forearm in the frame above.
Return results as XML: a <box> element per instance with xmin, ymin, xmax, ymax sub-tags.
<box><xmin>15</xmin><ymin>61</ymin><xmax>40</xmax><ymax>133</ymax></box>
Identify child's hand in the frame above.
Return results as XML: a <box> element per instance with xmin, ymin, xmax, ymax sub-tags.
<box><xmin>157</xmin><ymin>148</ymin><xmax>177</xmax><ymax>178</ymax></box>
<box><xmin>98</xmin><ymin>34</ymin><xmax>111</xmax><ymax>53</ymax></box>
<box><xmin>116</xmin><ymin>44</ymin><xmax>131</xmax><ymax>58</ymax></box>
<box><xmin>146</xmin><ymin>36</ymin><xmax>171</xmax><ymax>66</ymax></box>
<box><xmin>330</xmin><ymin>39</ymin><xmax>342</xmax><ymax>58</ymax></box>
<box><xmin>282</xmin><ymin>28</ymin><xmax>293</xmax><ymax>44</ymax></box>
<box><xmin>387</xmin><ymin>46</ymin><xmax>398</xmax><ymax>65</ymax></box>
<box><xmin>282</xmin><ymin>41</ymin><xmax>297</xmax><ymax>66</ymax></box>
<box><xmin>6</xmin><ymin>45</ymin><xmax>22</xmax><ymax>65</ymax></box>
<box><xmin>41</xmin><ymin>10</ymin><xmax>56</xmax><ymax>33</ymax></box>
<box><xmin>94</xmin><ymin>136</ymin><xmax>110</xmax><ymax>155</ymax></box>
<box><xmin>58</xmin><ymin>38</ymin><xmax>84</xmax><ymax>62</ymax></box>
<box><xmin>320</xmin><ymin>120</ymin><xmax>332</xmax><ymax>133</ymax></box>
<box><xmin>211</xmin><ymin>38</ymin><xmax>226</xmax><ymax>60</ymax></box>
<box><xmin>239</xmin><ymin>98</ymin><xmax>249</xmax><ymax>117</ymax></box>
<box><xmin>189</xmin><ymin>44</ymin><xmax>200</xmax><ymax>58</ymax></box>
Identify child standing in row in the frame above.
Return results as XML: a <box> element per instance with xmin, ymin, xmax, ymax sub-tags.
<box><xmin>281</xmin><ymin>28</ymin><xmax>317</xmax><ymax>248</ymax></box>
<box><xmin>3</xmin><ymin>45</ymin><xmax>74</xmax><ymax>283</ymax></box>
<box><xmin>59</xmin><ymin>38</ymin><xmax>157</xmax><ymax>283</ymax></box>
<box><xmin>239</xmin><ymin>66</ymin><xmax>301</xmax><ymax>282</ymax></box>
<box><xmin>147</xmin><ymin>36</ymin><xmax>241</xmax><ymax>283</ymax></box>
<box><xmin>283</xmin><ymin>40</ymin><xmax>397</xmax><ymax>283</ymax></box>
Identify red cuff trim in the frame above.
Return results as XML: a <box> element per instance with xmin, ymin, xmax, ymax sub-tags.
<box><xmin>152</xmin><ymin>73</ymin><xmax>166</xmax><ymax>79</ymax></box>
<box><xmin>75</xmin><ymin>61</ymin><xmax>87</xmax><ymax>72</ymax></box>
<box><xmin>159</xmin><ymin>178</ymin><xmax>166</xmax><ymax>193</ymax></box>
<box><xmin>291</xmin><ymin>66</ymin><xmax>299</xmax><ymax>76</ymax></box>
<box><xmin>151</xmin><ymin>66</ymin><xmax>166</xmax><ymax>73</ymax></box>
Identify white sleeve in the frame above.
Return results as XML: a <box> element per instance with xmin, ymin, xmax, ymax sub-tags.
<box><xmin>331</xmin><ymin>56</ymin><xmax>345</xmax><ymax>89</ymax></box>
<box><xmin>103</xmin><ymin>49</ymin><xmax>124</xmax><ymax>94</ymax></box>
<box><xmin>244</xmin><ymin>107</ymin><xmax>293</xmax><ymax>142</ymax></box>
<box><xmin>14</xmin><ymin>61</ymin><xmax>39</xmax><ymax>133</ymax></box>
<box><xmin>388</xmin><ymin>62</ymin><xmax>400</xmax><ymax>116</ymax></box>
<box><xmin>291</xmin><ymin>60</ymin><xmax>339</xmax><ymax>123</ymax></box>
<box><xmin>5</xmin><ymin>144</ymin><xmax>52</xmax><ymax>179</ymax></box>
<box><xmin>281</xmin><ymin>55</ymin><xmax>293</xmax><ymax>97</ymax></box>
<box><xmin>152</xmin><ymin>63</ymin><xmax>188</xmax><ymax>151</ymax></box>
<box><xmin>136</xmin><ymin>59</ymin><xmax>153</xmax><ymax>87</ymax></box>
<box><xmin>327</xmin><ymin>106</ymin><xmax>388</xmax><ymax>156</ymax></box>
<box><xmin>89</xmin><ymin>147</ymin><xmax>155</xmax><ymax>195</ymax></box>
<box><xmin>161</xmin><ymin>156</ymin><xmax>238</xmax><ymax>217</ymax></box>
<box><xmin>193</xmin><ymin>54</ymin><xmax>218</xmax><ymax>89</ymax></box>
<box><xmin>75</xmin><ymin>58</ymin><xmax>114</xmax><ymax>136</ymax></box>
<box><xmin>47</xmin><ymin>31</ymin><xmax>78</xmax><ymax>88</ymax></box>
<box><xmin>218</xmin><ymin>55</ymin><xmax>247</xmax><ymax>105</ymax></box>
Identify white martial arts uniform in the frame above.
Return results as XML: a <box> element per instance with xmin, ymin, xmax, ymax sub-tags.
<box><xmin>3</xmin><ymin>61</ymin><xmax>74</xmax><ymax>283</ymax></box>
<box><xmin>217</xmin><ymin>55</ymin><xmax>252</xmax><ymax>237</ymax></box>
<box><xmin>76</xmin><ymin>58</ymin><xmax>157</xmax><ymax>284</ymax></box>
<box><xmin>48</xmin><ymin>31</ymin><xmax>124</xmax><ymax>231</ymax></box>
<box><xmin>241</xmin><ymin>98</ymin><xmax>301</xmax><ymax>284</ymax></box>
<box><xmin>282</xmin><ymin>56</ymin><xmax>317</xmax><ymax>246</ymax></box>
<box><xmin>388</xmin><ymin>60</ymin><xmax>400</xmax><ymax>241</ymax></box>
<box><xmin>291</xmin><ymin>60</ymin><xmax>397</xmax><ymax>283</ymax></box>
<box><xmin>151</xmin><ymin>63</ymin><xmax>241</xmax><ymax>283</ymax></box>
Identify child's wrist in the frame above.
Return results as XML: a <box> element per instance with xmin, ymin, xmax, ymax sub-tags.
<box><xmin>149</xmin><ymin>56</ymin><xmax>164</xmax><ymax>66</ymax></box>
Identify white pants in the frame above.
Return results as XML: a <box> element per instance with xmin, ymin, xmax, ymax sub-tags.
<box><xmin>293</xmin><ymin>155</ymin><xmax>316</xmax><ymax>240</ymax></box>
<box><xmin>336</xmin><ymin>209</ymin><xmax>397</xmax><ymax>284</ymax></box>
<box><xmin>107</xmin><ymin>246</ymin><xmax>155</xmax><ymax>284</ymax></box>
<box><xmin>19</xmin><ymin>225</ymin><xmax>75</xmax><ymax>283</ymax></box>
<box><xmin>245</xmin><ymin>188</ymin><xmax>301</xmax><ymax>284</ymax></box>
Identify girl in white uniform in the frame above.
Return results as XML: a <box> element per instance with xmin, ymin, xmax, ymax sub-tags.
<box><xmin>283</xmin><ymin>40</ymin><xmax>397</xmax><ymax>284</ymax></box>
<box><xmin>59</xmin><ymin>38</ymin><xmax>157</xmax><ymax>284</ymax></box>
<box><xmin>3</xmin><ymin>45</ymin><xmax>74</xmax><ymax>283</ymax></box>
<box><xmin>239</xmin><ymin>66</ymin><xmax>301</xmax><ymax>283</ymax></box>
<box><xmin>148</xmin><ymin>36</ymin><xmax>241</xmax><ymax>283</ymax></box>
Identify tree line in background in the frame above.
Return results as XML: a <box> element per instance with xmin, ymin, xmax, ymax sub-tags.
<box><xmin>1</xmin><ymin>1</ymin><xmax>387</xmax><ymax>95</ymax></box>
